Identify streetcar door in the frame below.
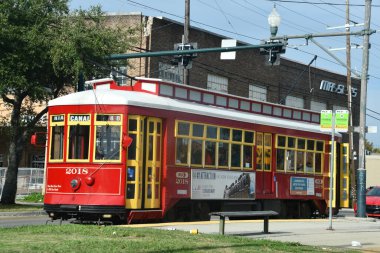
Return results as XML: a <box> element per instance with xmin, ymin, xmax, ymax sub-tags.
<box><xmin>256</xmin><ymin>133</ymin><xmax>273</xmax><ymax>194</ymax></box>
<box><xmin>144</xmin><ymin>118</ymin><xmax>162</xmax><ymax>209</ymax></box>
<box><xmin>125</xmin><ymin>116</ymin><xmax>162</xmax><ymax>210</ymax></box>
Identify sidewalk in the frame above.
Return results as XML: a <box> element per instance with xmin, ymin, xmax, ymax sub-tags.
<box><xmin>122</xmin><ymin>213</ymin><xmax>380</xmax><ymax>252</ymax></box>
<box><xmin>0</xmin><ymin>202</ymin><xmax>45</xmax><ymax>217</ymax></box>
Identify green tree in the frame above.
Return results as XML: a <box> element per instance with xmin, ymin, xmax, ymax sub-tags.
<box><xmin>0</xmin><ymin>0</ymin><xmax>136</xmax><ymax>204</ymax></box>
<box><xmin>365</xmin><ymin>139</ymin><xmax>374</xmax><ymax>153</ymax></box>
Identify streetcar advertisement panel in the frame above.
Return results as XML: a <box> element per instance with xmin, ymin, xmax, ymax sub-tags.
<box><xmin>290</xmin><ymin>177</ymin><xmax>315</xmax><ymax>195</ymax></box>
<box><xmin>191</xmin><ymin>169</ymin><xmax>255</xmax><ymax>199</ymax></box>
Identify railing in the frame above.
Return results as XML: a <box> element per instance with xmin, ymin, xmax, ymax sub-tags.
<box><xmin>0</xmin><ymin>167</ymin><xmax>44</xmax><ymax>198</ymax></box>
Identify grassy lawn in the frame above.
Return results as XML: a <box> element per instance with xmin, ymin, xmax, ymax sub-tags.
<box><xmin>0</xmin><ymin>225</ymin><xmax>355</xmax><ymax>253</ymax></box>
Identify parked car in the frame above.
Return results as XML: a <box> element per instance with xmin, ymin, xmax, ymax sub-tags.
<box><xmin>365</xmin><ymin>186</ymin><xmax>380</xmax><ymax>218</ymax></box>
<box><xmin>353</xmin><ymin>186</ymin><xmax>380</xmax><ymax>217</ymax></box>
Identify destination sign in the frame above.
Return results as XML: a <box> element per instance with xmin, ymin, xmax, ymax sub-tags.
<box><xmin>69</xmin><ymin>114</ymin><xmax>90</xmax><ymax>122</ymax></box>
<box><xmin>52</xmin><ymin>115</ymin><xmax>64</xmax><ymax>122</ymax></box>
<box><xmin>96</xmin><ymin>114</ymin><xmax>121</xmax><ymax>122</ymax></box>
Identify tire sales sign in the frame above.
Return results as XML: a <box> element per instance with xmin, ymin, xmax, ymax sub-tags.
<box><xmin>320</xmin><ymin>110</ymin><xmax>349</xmax><ymax>133</ymax></box>
<box><xmin>335</xmin><ymin>110</ymin><xmax>349</xmax><ymax>133</ymax></box>
<box><xmin>320</xmin><ymin>110</ymin><xmax>333</xmax><ymax>132</ymax></box>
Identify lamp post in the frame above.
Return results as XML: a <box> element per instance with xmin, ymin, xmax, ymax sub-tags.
<box><xmin>268</xmin><ymin>5</ymin><xmax>281</xmax><ymax>37</ymax></box>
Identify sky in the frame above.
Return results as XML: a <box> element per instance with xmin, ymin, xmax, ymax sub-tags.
<box><xmin>70</xmin><ymin>0</ymin><xmax>380</xmax><ymax>147</ymax></box>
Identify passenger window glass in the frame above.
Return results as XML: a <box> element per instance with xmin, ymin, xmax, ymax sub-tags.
<box><xmin>288</xmin><ymin>137</ymin><xmax>295</xmax><ymax>148</ymax></box>
<box><xmin>218</xmin><ymin>142</ymin><xmax>229</xmax><ymax>166</ymax></box>
<box><xmin>205</xmin><ymin>141</ymin><xmax>216</xmax><ymax>166</ymax></box>
<box><xmin>95</xmin><ymin>125</ymin><xmax>121</xmax><ymax>160</ymax></box>
<box><xmin>298</xmin><ymin>139</ymin><xmax>305</xmax><ymax>150</ymax></box>
<box><xmin>307</xmin><ymin>140</ymin><xmax>315</xmax><ymax>151</ymax></box>
<box><xmin>191</xmin><ymin>140</ymin><xmax>203</xmax><ymax>165</ymax></box>
<box><xmin>220</xmin><ymin>128</ymin><xmax>230</xmax><ymax>140</ymax></box>
<box><xmin>206</xmin><ymin>126</ymin><xmax>217</xmax><ymax>139</ymax></box>
<box><xmin>231</xmin><ymin>144</ymin><xmax>241</xmax><ymax>167</ymax></box>
<box><xmin>192</xmin><ymin>124</ymin><xmax>204</xmax><ymax>137</ymax></box>
<box><xmin>277</xmin><ymin>136</ymin><xmax>286</xmax><ymax>147</ymax></box>
<box><xmin>68</xmin><ymin>125</ymin><xmax>90</xmax><ymax>160</ymax></box>
<box><xmin>276</xmin><ymin>149</ymin><xmax>285</xmax><ymax>171</ymax></box>
<box><xmin>178</xmin><ymin>122</ymin><xmax>190</xmax><ymax>136</ymax></box>
<box><xmin>232</xmin><ymin>130</ymin><xmax>242</xmax><ymax>142</ymax></box>
<box><xmin>176</xmin><ymin>138</ymin><xmax>188</xmax><ymax>164</ymax></box>
<box><xmin>245</xmin><ymin>131</ymin><xmax>254</xmax><ymax>143</ymax></box>
<box><xmin>286</xmin><ymin>150</ymin><xmax>295</xmax><ymax>172</ymax></box>
<box><xmin>50</xmin><ymin>126</ymin><xmax>64</xmax><ymax>160</ymax></box>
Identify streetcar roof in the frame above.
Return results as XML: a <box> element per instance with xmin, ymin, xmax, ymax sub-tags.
<box><xmin>49</xmin><ymin>88</ymin><xmax>335</xmax><ymax>136</ymax></box>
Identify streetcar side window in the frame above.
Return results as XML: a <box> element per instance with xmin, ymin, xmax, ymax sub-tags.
<box><xmin>174</xmin><ymin>120</ymin><xmax>254</xmax><ymax>169</ymax></box>
<box><xmin>275</xmin><ymin>135</ymin><xmax>324</xmax><ymax>174</ymax></box>
<box><xmin>95</xmin><ymin>125</ymin><xmax>121</xmax><ymax>160</ymax></box>
<box><xmin>94</xmin><ymin>114</ymin><xmax>122</xmax><ymax>162</ymax></box>
<box><xmin>176</xmin><ymin>138</ymin><xmax>189</xmax><ymax>164</ymax></box>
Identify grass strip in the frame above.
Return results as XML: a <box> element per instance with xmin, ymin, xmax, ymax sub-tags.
<box><xmin>0</xmin><ymin>224</ymin><xmax>355</xmax><ymax>253</ymax></box>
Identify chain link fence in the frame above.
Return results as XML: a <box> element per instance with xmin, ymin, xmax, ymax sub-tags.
<box><xmin>0</xmin><ymin>167</ymin><xmax>44</xmax><ymax>199</ymax></box>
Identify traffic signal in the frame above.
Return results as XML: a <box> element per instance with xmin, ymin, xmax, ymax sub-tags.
<box><xmin>260</xmin><ymin>40</ymin><xmax>286</xmax><ymax>65</ymax></box>
<box><xmin>173</xmin><ymin>43</ymin><xmax>197</xmax><ymax>69</ymax></box>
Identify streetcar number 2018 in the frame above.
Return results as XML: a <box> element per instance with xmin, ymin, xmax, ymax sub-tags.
<box><xmin>65</xmin><ymin>168</ymin><xmax>88</xmax><ymax>175</ymax></box>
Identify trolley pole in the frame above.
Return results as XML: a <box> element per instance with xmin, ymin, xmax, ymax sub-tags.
<box><xmin>357</xmin><ymin>0</ymin><xmax>372</xmax><ymax>218</ymax></box>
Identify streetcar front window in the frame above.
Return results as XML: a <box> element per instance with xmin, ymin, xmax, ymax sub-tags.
<box><xmin>95</xmin><ymin>125</ymin><xmax>121</xmax><ymax>160</ymax></box>
<box><xmin>68</xmin><ymin>125</ymin><xmax>90</xmax><ymax>160</ymax></box>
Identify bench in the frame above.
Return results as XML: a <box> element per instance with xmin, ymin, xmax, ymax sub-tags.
<box><xmin>209</xmin><ymin>211</ymin><xmax>278</xmax><ymax>235</ymax></box>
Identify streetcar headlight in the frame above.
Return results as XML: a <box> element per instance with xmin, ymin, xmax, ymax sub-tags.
<box><xmin>70</xmin><ymin>178</ymin><xmax>81</xmax><ymax>191</ymax></box>
<box><xmin>103</xmin><ymin>214</ymin><xmax>112</xmax><ymax>218</ymax></box>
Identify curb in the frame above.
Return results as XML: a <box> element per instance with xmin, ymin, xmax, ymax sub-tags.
<box><xmin>0</xmin><ymin>210</ymin><xmax>46</xmax><ymax>217</ymax></box>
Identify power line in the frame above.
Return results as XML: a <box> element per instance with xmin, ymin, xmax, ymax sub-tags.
<box><xmin>265</xmin><ymin>0</ymin><xmax>380</xmax><ymax>7</ymax></box>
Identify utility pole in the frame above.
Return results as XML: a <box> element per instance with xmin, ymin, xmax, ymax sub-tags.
<box><xmin>345</xmin><ymin>0</ymin><xmax>356</xmax><ymax>209</ymax></box>
<box><xmin>357</xmin><ymin>0</ymin><xmax>372</xmax><ymax>218</ymax></box>
<box><xmin>183</xmin><ymin>0</ymin><xmax>190</xmax><ymax>85</ymax></box>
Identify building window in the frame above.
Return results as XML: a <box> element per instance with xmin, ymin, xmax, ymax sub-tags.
<box><xmin>285</xmin><ymin>96</ymin><xmax>304</xmax><ymax>109</ymax></box>
<box><xmin>159</xmin><ymin>62</ymin><xmax>183</xmax><ymax>84</ymax></box>
<box><xmin>114</xmin><ymin>66</ymin><xmax>128</xmax><ymax>86</ymax></box>
<box><xmin>207</xmin><ymin>74</ymin><xmax>228</xmax><ymax>93</ymax></box>
<box><xmin>310</xmin><ymin>100</ymin><xmax>326</xmax><ymax>112</ymax></box>
<box><xmin>249</xmin><ymin>84</ymin><xmax>267</xmax><ymax>101</ymax></box>
<box><xmin>31</xmin><ymin>155</ymin><xmax>45</xmax><ymax>168</ymax></box>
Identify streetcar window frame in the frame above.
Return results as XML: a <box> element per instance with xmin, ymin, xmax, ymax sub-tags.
<box><xmin>174</xmin><ymin>120</ymin><xmax>255</xmax><ymax>170</ymax></box>
<box><xmin>275</xmin><ymin>135</ymin><xmax>324</xmax><ymax>175</ymax></box>
<box><xmin>66</xmin><ymin>114</ymin><xmax>91</xmax><ymax>162</ymax></box>
<box><xmin>93</xmin><ymin>114</ymin><xmax>123</xmax><ymax>163</ymax></box>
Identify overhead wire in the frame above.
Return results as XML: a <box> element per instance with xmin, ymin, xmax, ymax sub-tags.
<box><xmin>122</xmin><ymin>0</ymin><xmax>380</xmax><ymax>113</ymax></box>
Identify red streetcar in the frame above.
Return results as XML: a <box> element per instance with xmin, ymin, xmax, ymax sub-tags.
<box><xmin>38</xmin><ymin>77</ymin><xmax>350</xmax><ymax>224</ymax></box>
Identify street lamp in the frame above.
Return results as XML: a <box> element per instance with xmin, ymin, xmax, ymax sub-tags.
<box><xmin>268</xmin><ymin>5</ymin><xmax>281</xmax><ymax>37</ymax></box>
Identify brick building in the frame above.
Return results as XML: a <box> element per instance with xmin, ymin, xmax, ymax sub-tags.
<box><xmin>0</xmin><ymin>13</ymin><xmax>360</xmax><ymax>168</ymax></box>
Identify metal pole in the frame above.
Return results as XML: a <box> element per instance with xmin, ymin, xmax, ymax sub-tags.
<box><xmin>108</xmin><ymin>43</ymin><xmax>285</xmax><ymax>60</ymax></box>
<box><xmin>183</xmin><ymin>0</ymin><xmax>190</xmax><ymax>85</ymax></box>
<box><xmin>357</xmin><ymin>0</ymin><xmax>372</xmax><ymax>218</ymax></box>
<box><xmin>328</xmin><ymin>112</ymin><xmax>335</xmax><ymax>230</ymax></box>
<box><xmin>345</xmin><ymin>0</ymin><xmax>356</xmax><ymax>209</ymax></box>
